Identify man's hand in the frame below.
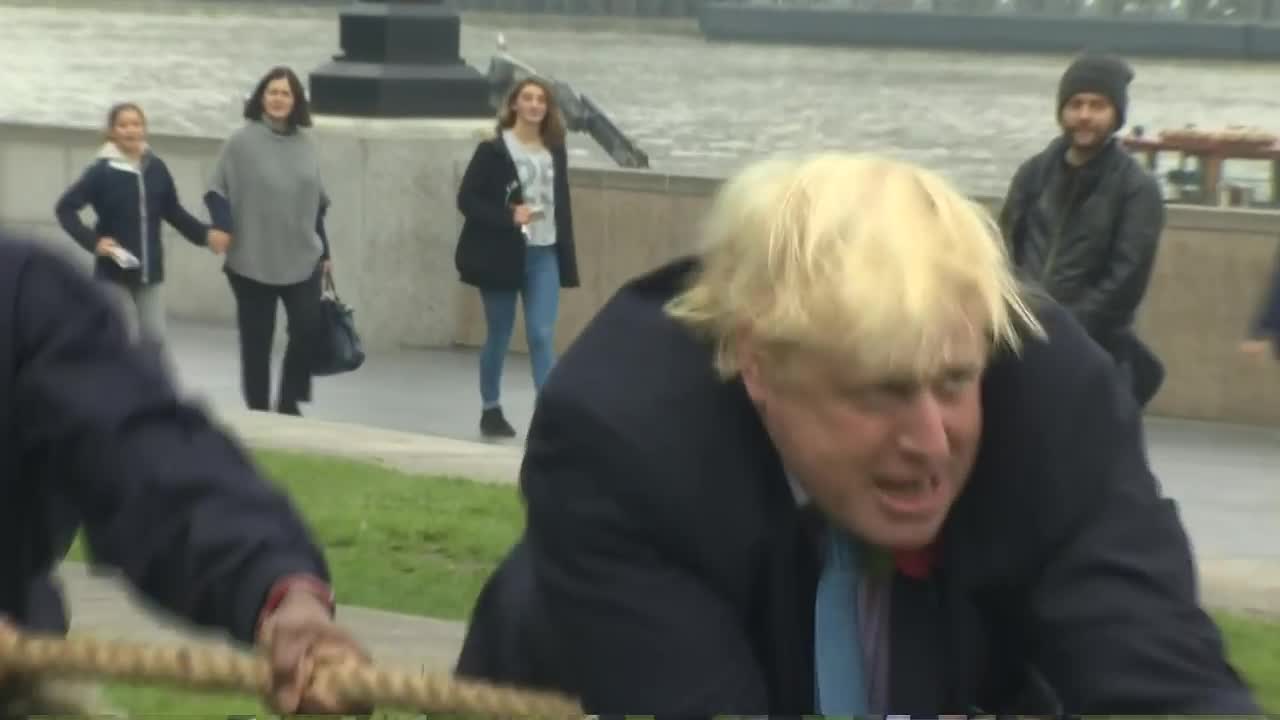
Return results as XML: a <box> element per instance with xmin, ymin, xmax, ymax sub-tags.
<box><xmin>207</xmin><ymin>229</ymin><xmax>232</xmax><ymax>255</ymax></box>
<box><xmin>256</xmin><ymin>590</ymin><xmax>372</xmax><ymax>714</ymax></box>
<box><xmin>1240</xmin><ymin>338</ymin><xmax>1271</xmax><ymax>358</ymax></box>
<box><xmin>94</xmin><ymin>237</ymin><xmax>120</xmax><ymax>257</ymax></box>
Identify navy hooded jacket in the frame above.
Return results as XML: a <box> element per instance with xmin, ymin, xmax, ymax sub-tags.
<box><xmin>0</xmin><ymin>229</ymin><xmax>329</xmax><ymax>643</ymax></box>
<box><xmin>55</xmin><ymin>143</ymin><xmax>208</xmax><ymax>287</ymax></box>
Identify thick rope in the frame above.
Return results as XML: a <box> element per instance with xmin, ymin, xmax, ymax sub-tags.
<box><xmin>0</xmin><ymin>625</ymin><xmax>582</xmax><ymax>716</ymax></box>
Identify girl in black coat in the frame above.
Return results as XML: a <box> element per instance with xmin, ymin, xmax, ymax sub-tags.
<box><xmin>455</xmin><ymin>77</ymin><xmax>581</xmax><ymax>438</ymax></box>
<box><xmin>55</xmin><ymin>102</ymin><xmax>212</xmax><ymax>352</ymax></box>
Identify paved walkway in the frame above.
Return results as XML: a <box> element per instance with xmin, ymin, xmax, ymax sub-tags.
<box><xmin>166</xmin><ymin>320</ymin><xmax>1279</xmax><ymax>559</ymax></box>
<box><xmin>52</xmin><ymin>320</ymin><xmax>1280</xmax><ymax>678</ymax></box>
<box><xmin>58</xmin><ymin>562</ymin><xmax>464</xmax><ymax>671</ymax></box>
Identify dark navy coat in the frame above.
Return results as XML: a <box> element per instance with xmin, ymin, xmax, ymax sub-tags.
<box><xmin>55</xmin><ymin>144</ymin><xmax>208</xmax><ymax>287</ymax></box>
<box><xmin>457</xmin><ymin>258</ymin><xmax>1259</xmax><ymax>715</ymax></box>
<box><xmin>0</xmin><ymin>230</ymin><xmax>327</xmax><ymax>643</ymax></box>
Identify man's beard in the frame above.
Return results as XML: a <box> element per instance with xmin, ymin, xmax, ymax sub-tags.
<box><xmin>1063</xmin><ymin>123</ymin><xmax>1110</xmax><ymax>152</ymax></box>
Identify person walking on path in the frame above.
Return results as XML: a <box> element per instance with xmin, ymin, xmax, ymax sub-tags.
<box><xmin>55</xmin><ymin>102</ymin><xmax>213</xmax><ymax>362</ymax></box>
<box><xmin>204</xmin><ymin>66</ymin><xmax>332</xmax><ymax>417</ymax></box>
<box><xmin>1240</xmin><ymin>251</ymin><xmax>1280</xmax><ymax>361</ymax></box>
<box><xmin>455</xmin><ymin>77</ymin><xmax>580</xmax><ymax>439</ymax></box>
<box><xmin>999</xmin><ymin>53</ymin><xmax>1166</xmax><ymax>406</ymax></box>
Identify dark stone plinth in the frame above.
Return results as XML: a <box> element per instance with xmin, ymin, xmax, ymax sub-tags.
<box><xmin>310</xmin><ymin>0</ymin><xmax>493</xmax><ymax>119</ymax></box>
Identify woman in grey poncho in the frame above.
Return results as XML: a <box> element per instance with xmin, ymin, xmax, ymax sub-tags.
<box><xmin>204</xmin><ymin>66</ymin><xmax>332</xmax><ymax>416</ymax></box>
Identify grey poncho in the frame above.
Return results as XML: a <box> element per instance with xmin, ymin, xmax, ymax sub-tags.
<box><xmin>208</xmin><ymin>120</ymin><xmax>328</xmax><ymax>285</ymax></box>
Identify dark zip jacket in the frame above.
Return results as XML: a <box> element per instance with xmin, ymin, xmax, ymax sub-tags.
<box><xmin>55</xmin><ymin>143</ymin><xmax>208</xmax><ymax>287</ymax></box>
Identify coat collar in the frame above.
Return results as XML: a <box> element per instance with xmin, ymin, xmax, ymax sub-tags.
<box><xmin>97</xmin><ymin>142</ymin><xmax>150</xmax><ymax>174</ymax></box>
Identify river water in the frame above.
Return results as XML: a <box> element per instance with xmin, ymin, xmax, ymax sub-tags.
<box><xmin>2</xmin><ymin>0</ymin><xmax>1278</xmax><ymax>194</ymax></box>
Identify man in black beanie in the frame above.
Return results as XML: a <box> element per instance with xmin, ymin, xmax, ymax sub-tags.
<box><xmin>999</xmin><ymin>52</ymin><xmax>1165</xmax><ymax>406</ymax></box>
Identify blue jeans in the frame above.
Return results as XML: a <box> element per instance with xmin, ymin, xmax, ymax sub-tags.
<box><xmin>479</xmin><ymin>244</ymin><xmax>560</xmax><ymax>408</ymax></box>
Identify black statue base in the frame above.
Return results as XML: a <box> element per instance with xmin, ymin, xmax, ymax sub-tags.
<box><xmin>309</xmin><ymin>1</ymin><xmax>494</xmax><ymax>119</ymax></box>
<box><xmin>310</xmin><ymin>61</ymin><xmax>493</xmax><ymax>118</ymax></box>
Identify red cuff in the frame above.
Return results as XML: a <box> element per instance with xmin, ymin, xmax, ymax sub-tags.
<box><xmin>255</xmin><ymin>574</ymin><xmax>335</xmax><ymax>640</ymax></box>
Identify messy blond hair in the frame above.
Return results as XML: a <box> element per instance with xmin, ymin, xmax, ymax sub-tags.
<box><xmin>664</xmin><ymin>152</ymin><xmax>1043</xmax><ymax>380</ymax></box>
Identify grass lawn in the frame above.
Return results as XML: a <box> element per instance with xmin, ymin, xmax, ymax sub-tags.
<box><xmin>63</xmin><ymin>450</ymin><xmax>1280</xmax><ymax>715</ymax></box>
<box><xmin>68</xmin><ymin>448</ymin><xmax>525</xmax><ymax>716</ymax></box>
<box><xmin>68</xmin><ymin>449</ymin><xmax>524</xmax><ymax>621</ymax></box>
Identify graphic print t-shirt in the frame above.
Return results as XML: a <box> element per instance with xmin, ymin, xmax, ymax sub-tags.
<box><xmin>502</xmin><ymin>130</ymin><xmax>557</xmax><ymax>247</ymax></box>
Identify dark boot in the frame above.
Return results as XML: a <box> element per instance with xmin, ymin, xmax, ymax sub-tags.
<box><xmin>480</xmin><ymin>407</ymin><xmax>517</xmax><ymax>438</ymax></box>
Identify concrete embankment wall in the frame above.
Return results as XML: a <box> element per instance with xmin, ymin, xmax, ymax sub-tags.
<box><xmin>1</xmin><ymin>121</ymin><xmax>1276</xmax><ymax>426</ymax></box>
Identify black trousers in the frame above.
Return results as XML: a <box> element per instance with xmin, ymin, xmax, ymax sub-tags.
<box><xmin>226</xmin><ymin>267</ymin><xmax>322</xmax><ymax>412</ymax></box>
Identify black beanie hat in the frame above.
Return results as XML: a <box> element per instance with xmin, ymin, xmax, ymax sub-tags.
<box><xmin>1057</xmin><ymin>53</ymin><xmax>1134</xmax><ymax>130</ymax></box>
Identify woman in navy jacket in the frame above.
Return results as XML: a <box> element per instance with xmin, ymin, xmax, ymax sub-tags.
<box><xmin>55</xmin><ymin>102</ymin><xmax>212</xmax><ymax>353</ymax></box>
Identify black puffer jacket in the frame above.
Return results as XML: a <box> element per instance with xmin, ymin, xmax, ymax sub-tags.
<box><xmin>999</xmin><ymin>136</ymin><xmax>1164</xmax><ymax>350</ymax></box>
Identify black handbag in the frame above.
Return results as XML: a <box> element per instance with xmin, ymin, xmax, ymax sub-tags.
<box><xmin>312</xmin><ymin>270</ymin><xmax>365</xmax><ymax>376</ymax></box>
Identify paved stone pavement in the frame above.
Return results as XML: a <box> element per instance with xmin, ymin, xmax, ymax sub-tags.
<box><xmin>50</xmin><ymin>319</ymin><xmax>1280</xmax><ymax>677</ymax></box>
<box><xmin>163</xmin><ymin>321</ymin><xmax>1279</xmax><ymax>563</ymax></box>
<box><xmin>57</xmin><ymin>562</ymin><xmax>465</xmax><ymax>672</ymax></box>
<box><xmin>167</xmin><ymin>321</ymin><xmax>537</xmax><ymax>447</ymax></box>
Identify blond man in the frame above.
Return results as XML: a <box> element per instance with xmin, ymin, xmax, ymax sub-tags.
<box><xmin>456</xmin><ymin>153</ymin><xmax>1257</xmax><ymax>715</ymax></box>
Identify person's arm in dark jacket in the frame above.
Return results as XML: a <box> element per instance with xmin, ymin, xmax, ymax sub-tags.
<box><xmin>457</xmin><ymin>142</ymin><xmax>519</xmax><ymax>230</ymax></box>
<box><xmin>1247</xmin><ymin>256</ymin><xmax>1280</xmax><ymax>339</ymax></box>
<box><xmin>158</xmin><ymin>161</ymin><xmax>209</xmax><ymax>247</ymax></box>
<box><xmin>550</xmin><ymin>146</ymin><xmax>580</xmax><ymax>288</ymax></box>
<box><xmin>203</xmin><ymin>191</ymin><xmax>233</xmax><ymax>233</ymax></box>
<box><xmin>1072</xmin><ymin>173</ymin><xmax>1165</xmax><ymax>337</ymax></box>
<box><xmin>519</xmin><ymin>389</ymin><xmax>769</xmax><ymax>714</ymax></box>
<box><xmin>998</xmin><ymin>157</ymin><xmax>1036</xmax><ymax>263</ymax></box>
<box><xmin>1026</xmin><ymin>318</ymin><xmax>1259</xmax><ymax>714</ymax></box>
<box><xmin>54</xmin><ymin>164</ymin><xmax>102</xmax><ymax>254</ymax></box>
<box><xmin>11</xmin><ymin>243</ymin><xmax>330</xmax><ymax>645</ymax></box>
<box><xmin>316</xmin><ymin>194</ymin><xmax>331</xmax><ymax>261</ymax></box>
<box><xmin>204</xmin><ymin>136</ymin><xmax>235</xmax><ymax>233</ymax></box>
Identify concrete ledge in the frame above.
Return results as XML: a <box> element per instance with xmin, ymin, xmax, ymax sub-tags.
<box><xmin>213</xmin><ymin>407</ymin><xmax>524</xmax><ymax>484</ymax></box>
<box><xmin>58</xmin><ymin>562</ymin><xmax>464</xmax><ymax>670</ymax></box>
<box><xmin>1197</xmin><ymin>556</ymin><xmax>1280</xmax><ymax>618</ymax></box>
<box><xmin>214</xmin><ymin>410</ymin><xmax>1280</xmax><ymax>618</ymax></box>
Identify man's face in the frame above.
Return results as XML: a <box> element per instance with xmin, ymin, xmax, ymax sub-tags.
<box><xmin>1060</xmin><ymin>92</ymin><xmax>1117</xmax><ymax>151</ymax></box>
<box><xmin>740</xmin><ymin>327</ymin><xmax>986</xmax><ymax>550</ymax></box>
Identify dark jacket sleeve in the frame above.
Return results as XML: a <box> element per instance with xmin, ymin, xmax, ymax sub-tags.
<box><xmin>998</xmin><ymin>156</ymin><xmax>1038</xmax><ymax>264</ymax></box>
<box><xmin>551</xmin><ymin>146</ymin><xmax>580</xmax><ymax>288</ymax></box>
<box><xmin>1025</xmin><ymin>330</ymin><xmax>1259</xmax><ymax>714</ymax></box>
<box><xmin>203</xmin><ymin>191</ymin><xmax>233</xmax><ymax>233</ymax></box>
<box><xmin>158</xmin><ymin>161</ymin><xmax>208</xmax><ymax>247</ymax></box>
<box><xmin>11</xmin><ymin>246</ymin><xmax>329</xmax><ymax>645</ymax></box>
<box><xmin>457</xmin><ymin>142</ymin><xmax>518</xmax><ymax>230</ymax></box>
<box><xmin>316</xmin><ymin>194</ymin><xmax>331</xmax><ymax>260</ymax></box>
<box><xmin>1248</xmin><ymin>254</ymin><xmax>1280</xmax><ymax>339</ymax></box>
<box><xmin>54</xmin><ymin>164</ymin><xmax>102</xmax><ymax>253</ymax></box>
<box><xmin>520</xmin><ymin>389</ymin><xmax>769</xmax><ymax>714</ymax></box>
<box><xmin>1072</xmin><ymin>171</ymin><xmax>1164</xmax><ymax>337</ymax></box>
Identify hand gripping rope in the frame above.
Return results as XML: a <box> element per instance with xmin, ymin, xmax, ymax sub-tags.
<box><xmin>0</xmin><ymin>624</ymin><xmax>583</xmax><ymax>716</ymax></box>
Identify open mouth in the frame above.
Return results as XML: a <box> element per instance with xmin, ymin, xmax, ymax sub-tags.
<box><xmin>873</xmin><ymin>475</ymin><xmax>943</xmax><ymax>517</ymax></box>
